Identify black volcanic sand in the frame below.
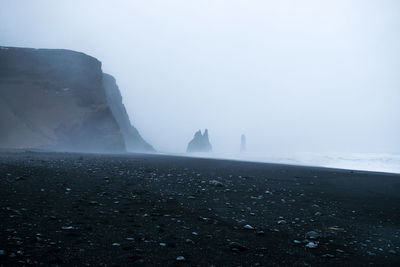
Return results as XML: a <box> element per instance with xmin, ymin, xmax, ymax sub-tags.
<box><xmin>0</xmin><ymin>151</ymin><xmax>399</xmax><ymax>266</ymax></box>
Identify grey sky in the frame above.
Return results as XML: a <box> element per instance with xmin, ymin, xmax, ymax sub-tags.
<box><xmin>1</xmin><ymin>0</ymin><xmax>399</xmax><ymax>155</ymax></box>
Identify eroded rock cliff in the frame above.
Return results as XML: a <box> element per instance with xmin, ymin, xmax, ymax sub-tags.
<box><xmin>0</xmin><ymin>46</ymin><xmax>152</xmax><ymax>153</ymax></box>
<box><xmin>103</xmin><ymin>73</ymin><xmax>154</xmax><ymax>152</ymax></box>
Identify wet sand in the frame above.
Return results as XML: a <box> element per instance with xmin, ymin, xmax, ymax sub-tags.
<box><xmin>0</xmin><ymin>151</ymin><xmax>399</xmax><ymax>266</ymax></box>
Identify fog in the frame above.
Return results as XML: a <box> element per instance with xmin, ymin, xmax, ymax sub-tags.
<box><xmin>1</xmin><ymin>0</ymin><xmax>399</xmax><ymax>156</ymax></box>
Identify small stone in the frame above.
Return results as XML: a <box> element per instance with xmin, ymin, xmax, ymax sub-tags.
<box><xmin>388</xmin><ymin>249</ymin><xmax>397</xmax><ymax>254</ymax></box>
<box><xmin>322</xmin><ymin>254</ymin><xmax>335</xmax><ymax>258</ymax></box>
<box><xmin>255</xmin><ymin>230</ymin><xmax>264</xmax><ymax>235</ymax></box>
<box><xmin>293</xmin><ymin>240</ymin><xmax>301</xmax><ymax>244</ymax></box>
<box><xmin>209</xmin><ymin>180</ymin><xmax>223</xmax><ymax>187</ymax></box>
<box><xmin>305</xmin><ymin>242</ymin><xmax>318</xmax><ymax>249</ymax></box>
<box><xmin>159</xmin><ymin>243</ymin><xmax>166</xmax><ymax>247</ymax></box>
<box><xmin>229</xmin><ymin>242</ymin><xmax>248</xmax><ymax>252</ymax></box>
<box><xmin>243</xmin><ymin>224</ymin><xmax>254</xmax><ymax>230</ymax></box>
<box><xmin>112</xmin><ymin>243</ymin><xmax>120</xmax><ymax>246</ymax></box>
<box><xmin>0</xmin><ymin>250</ymin><xmax>5</xmax><ymax>255</ymax></box>
<box><xmin>61</xmin><ymin>226</ymin><xmax>74</xmax><ymax>230</ymax></box>
<box><xmin>277</xmin><ymin>220</ymin><xmax>286</xmax><ymax>225</ymax></box>
<box><xmin>176</xmin><ymin>256</ymin><xmax>185</xmax><ymax>261</ymax></box>
<box><xmin>305</xmin><ymin>231</ymin><xmax>320</xmax><ymax>239</ymax></box>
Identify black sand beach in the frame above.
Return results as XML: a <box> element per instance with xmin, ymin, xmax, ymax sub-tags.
<box><xmin>0</xmin><ymin>151</ymin><xmax>399</xmax><ymax>266</ymax></box>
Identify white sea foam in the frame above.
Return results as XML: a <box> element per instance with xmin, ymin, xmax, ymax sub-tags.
<box><xmin>182</xmin><ymin>152</ymin><xmax>400</xmax><ymax>174</ymax></box>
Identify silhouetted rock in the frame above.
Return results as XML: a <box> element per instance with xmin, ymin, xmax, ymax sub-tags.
<box><xmin>186</xmin><ymin>129</ymin><xmax>212</xmax><ymax>153</ymax></box>
<box><xmin>240</xmin><ymin>134</ymin><xmax>246</xmax><ymax>152</ymax></box>
<box><xmin>0</xmin><ymin>46</ymin><xmax>153</xmax><ymax>153</ymax></box>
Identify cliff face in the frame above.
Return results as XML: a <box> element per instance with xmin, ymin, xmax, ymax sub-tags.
<box><xmin>187</xmin><ymin>129</ymin><xmax>212</xmax><ymax>153</ymax></box>
<box><xmin>102</xmin><ymin>73</ymin><xmax>154</xmax><ymax>152</ymax></box>
<box><xmin>0</xmin><ymin>46</ymin><xmax>152</xmax><ymax>153</ymax></box>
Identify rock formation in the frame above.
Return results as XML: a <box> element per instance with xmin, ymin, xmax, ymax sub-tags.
<box><xmin>240</xmin><ymin>134</ymin><xmax>246</xmax><ymax>152</ymax></box>
<box><xmin>0</xmin><ymin>46</ymin><xmax>153</xmax><ymax>153</ymax></box>
<box><xmin>187</xmin><ymin>129</ymin><xmax>212</xmax><ymax>153</ymax></box>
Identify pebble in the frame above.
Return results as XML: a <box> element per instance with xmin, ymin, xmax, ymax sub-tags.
<box><xmin>0</xmin><ymin>250</ymin><xmax>5</xmax><ymax>255</ymax></box>
<box><xmin>176</xmin><ymin>256</ymin><xmax>185</xmax><ymax>261</ymax></box>
<box><xmin>305</xmin><ymin>231</ymin><xmax>320</xmax><ymax>239</ymax></box>
<box><xmin>243</xmin><ymin>224</ymin><xmax>254</xmax><ymax>230</ymax></box>
<box><xmin>229</xmin><ymin>242</ymin><xmax>248</xmax><ymax>252</ymax></box>
<box><xmin>305</xmin><ymin>242</ymin><xmax>318</xmax><ymax>249</ymax></box>
<box><xmin>209</xmin><ymin>180</ymin><xmax>223</xmax><ymax>187</ymax></box>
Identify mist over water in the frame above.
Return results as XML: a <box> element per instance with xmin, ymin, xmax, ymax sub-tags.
<box><xmin>183</xmin><ymin>151</ymin><xmax>400</xmax><ymax>174</ymax></box>
<box><xmin>1</xmin><ymin>0</ymin><xmax>399</xmax><ymax>172</ymax></box>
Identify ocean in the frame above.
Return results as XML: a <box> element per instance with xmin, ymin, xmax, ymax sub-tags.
<box><xmin>183</xmin><ymin>152</ymin><xmax>400</xmax><ymax>174</ymax></box>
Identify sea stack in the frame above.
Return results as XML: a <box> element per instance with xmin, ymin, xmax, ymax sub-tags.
<box><xmin>186</xmin><ymin>129</ymin><xmax>212</xmax><ymax>153</ymax></box>
<box><xmin>240</xmin><ymin>134</ymin><xmax>246</xmax><ymax>152</ymax></box>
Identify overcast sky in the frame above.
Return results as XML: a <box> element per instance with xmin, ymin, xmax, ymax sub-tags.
<box><xmin>1</xmin><ymin>0</ymin><xmax>399</xmax><ymax>155</ymax></box>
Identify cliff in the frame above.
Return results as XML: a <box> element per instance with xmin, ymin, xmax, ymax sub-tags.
<box><xmin>102</xmin><ymin>73</ymin><xmax>154</xmax><ymax>152</ymax></box>
<box><xmin>187</xmin><ymin>129</ymin><xmax>212</xmax><ymax>153</ymax></box>
<box><xmin>0</xmin><ymin>46</ymin><xmax>152</xmax><ymax>153</ymax></box>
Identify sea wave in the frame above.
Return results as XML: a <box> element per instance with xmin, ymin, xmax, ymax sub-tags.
<box><xmin>184</xmin><ymin>152</ymin><xmax>400</xmax><ymax>174</ymax></box>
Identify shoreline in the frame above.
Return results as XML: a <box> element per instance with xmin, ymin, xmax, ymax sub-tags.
<box><xmin>4</xmin><ymin>148</ymin><xmax>399</xmax><ymax>176</ymax></box>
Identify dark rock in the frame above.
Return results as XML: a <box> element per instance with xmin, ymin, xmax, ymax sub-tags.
<box><xmin>176</xmin><ymin>256</ymin><xmax>186</xmax><ymax>262</ymax></box>
<box><xmin>243</xmin><ymin>224</ymin><xmax>254</xmax><ymax>230</ymax></box>
<box><xmin>209</xmin><ymin>180</ymin><xmax>223</xmax><ymax>187</ymax></box>
<box><xmin>305</xmin><ymin>231</ymin><xmax>320</xmax><ymax>239</ymax></box>
<box><xmin>305</xmin><ymin>242</ymin><xmax>318</xmax><ymax>249</ymax></box>
<box><xmin>186</xmin><ymin>129</ymin><xmax>212</xmax><ymax>153</ymax></box>
<box><xmin>0</xmin><ymin>46</ymin><xmax>152</xmax><ymax>153</ymax></box>
<box><xmin>229</xmin><ymin>242</ymin><xmax>248</xmax><ymax>252</ymax></box>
